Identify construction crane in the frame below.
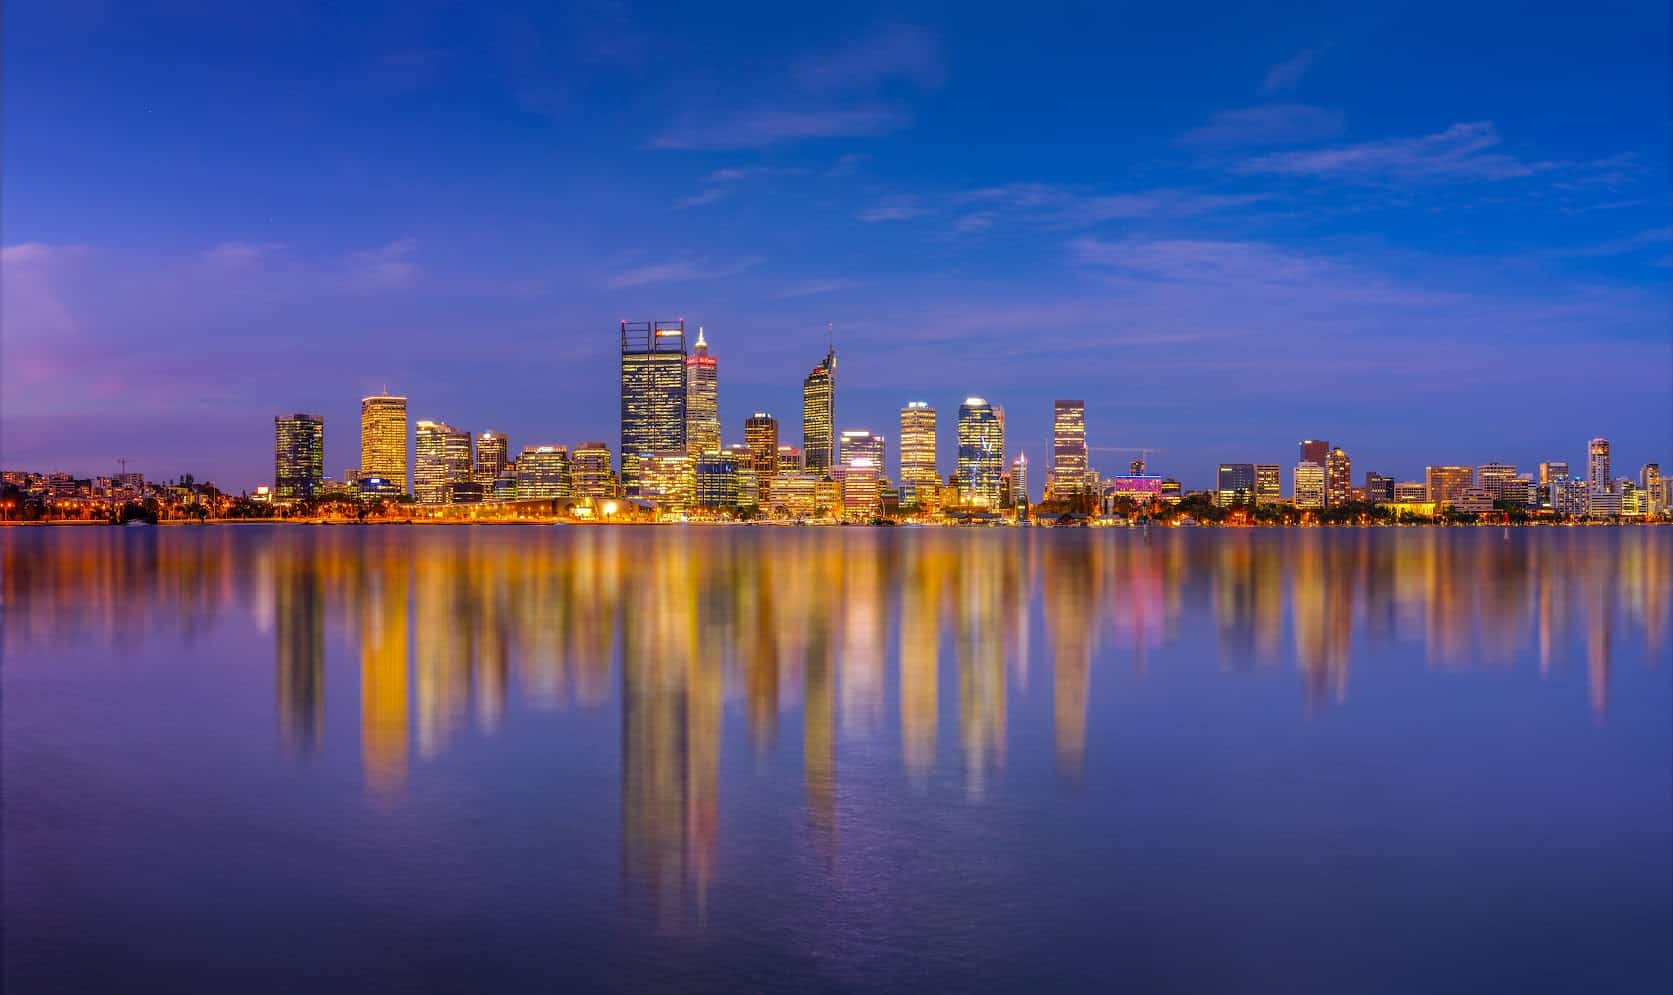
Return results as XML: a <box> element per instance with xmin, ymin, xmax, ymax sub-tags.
<box><xmin>1090</xmin><ymin>446</ymin><xmax>1165</xmax><ymax>476</ymax></box>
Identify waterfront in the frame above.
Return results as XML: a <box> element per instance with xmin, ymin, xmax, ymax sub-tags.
<box><xmin>4</xmin><ymin>526</ymin><xmax>1670</xmax><ymax>993</ymax></box>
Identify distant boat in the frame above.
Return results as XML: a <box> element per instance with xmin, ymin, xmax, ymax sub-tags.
<box><xmin>124</xmin><ymin>520</ymin><xmax>151</xmax><ymax>528</ymax></box>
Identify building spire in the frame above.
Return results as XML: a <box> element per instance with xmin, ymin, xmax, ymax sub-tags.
<box><xmin>695</xmin><ymin>325</ymin><xmax>708</xmax><ymax>350</ymax></box>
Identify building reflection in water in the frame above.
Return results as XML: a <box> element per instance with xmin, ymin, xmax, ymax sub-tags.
<box><xmin>3</xmin><ymin>526</ymin><xmax>1668</xmax><ymax>922</ymax></box>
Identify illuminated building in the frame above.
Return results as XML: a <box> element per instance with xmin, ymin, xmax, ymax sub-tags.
<box><xmin>1641</xmin><ymin>464</ymin><xmax>1663</xmax><ymax>514</ymax></box>
<box><xmin>767</xmin><ymin>472</ymin><xmax>819</xmax><ymax>519</ymax></box>
<box><xmin>620</xmin><ymin>320</ymin><xmax>688</xmax><ymax>496</ymax></box>
<box><xmin>838</xmin><ymin>430</ymin><xmax>885</xmax><ymax>471</ymax></box>
<box><xmin>1539</xmin><ymin>461</ymin><xmax>1570</xmax><ymax>485</ymax></box>
<box><xmin>1010</xmin><ymin>452</ymin><xmax>1029</xmax><ymax>507</ymax></box>
<box><xmin>1216</xmin><ymin>463</ymin><xmax>1255</xmax><ymax>507</ymax></box>
<box><xmin>514</xmin><ymin>445</ymin><xmax>570</xmax><ymax>500</ymax></box>
<box><xmin>1254</xmin><ymin>464</ymin><xmax>1281</xmax><ymax>504</ymax></box>
<box><xmin>744</xmin><ymin>413</ymin><xmax>779</xmax><ymax>491</ymax></box>
<box><xmin>776</xmin><ymin>445</ymin><xmax>803</xmax><ymax>474</ymax></box>
<box><xmin>639</xmin><ymin>451</ymin><xmax>694</xmax><ymax>514</ymax></box>
<box><xmin>1159</xmin><ymin>478</ymin><xmax>1182</xmax><ymax>502</ymax></box>
<box><xmin>802</xmin><ymin>346</ymin><xmax>837</xmax><ymax>472</ymax></box>
<box><xmin>1106</xmin><ymin>474</ymin><xmax>1163</xmax><ymax>503</ymax></box>
<box><xmin>684</xmin><ymin>326</ymin><xmax>720</xmax><ymax>457</ymax></box>
<box><xmin>1587</xmin><ymin>437</ymin><xmax>1611</xmax><ymax>494</ymax></box>
<box><xmin>695</xmin><ymin>451</ymin><xmax>741</xmax><ymax>510</ymax></box>
<box><xmin>1325</xmin><ymin>447</ymin><xmax>1351</xmax><ymax>506</ymax></box>
<box><xmin>1300</xmin><ymin>439</ymin><xmax>1329</xmax><ymax>467</ymax></box>
<box><xmin>725</xmin><ymin>444</ymin><xmax>759</xmax><ymax>509</ymax></box>
<box><xmin>274</xmin><ymin>413</ymin><xmax>325</xmax><ymax>500</ymax></box>
<box><xmin>1588</xmin><ymin>486</ymin><xmax>1621</xmax><ymax>518</ymax></box>
<box><xmin>475</xmin><ymin>431</ymin><xmax>509</xmax><ymax>485</ymax></box>
<box><xmin>570</xmin><ymin>442</ymin><xmax>615</xmax><ymax>500</ymax></box>
<box><xmin>841</xmin><ymin>458</ymin><xmax>880</xmax><ymax>519</ymax></box>
<box><xmin>1453</xmin><ymin>488</ymin><xmax>1495</xmax><ymax>515</ymax></box>
<box><xmin>359</xmin><ymin>391</ymin><xmax>408</xmax><ymax>491</ymax></box>
<box><xmin>414</xmin><ymin>420</ymin><xmax>472</xmax><ymax>504</ymax></box>
<box><xmin>898</xmin><ymin>401</ymin><xmax>938</xmax><ymax>507</ymax></box>
<box><xmin>1476</xmin><ymin>462</ymin><xmax>1518</xmax><ymax>503</ymax></box>
<box><xmin>1425</xmin><ymin>465</ymin><xmax>1473</xmax><ymax>506</ymax></box>
<box><xmin>1293</xmin><ymin>461</ymin><xmax>1325</xmax><ymax>509</ymax></box>
<box><xmin>956</xmin><ymin>398</ymin><xmax>1004</xmax><ymax>507</ymax></box>
<box><xmin>1050</xmin><ymin>400</ymin><xmax>1090</xmax><ymax>497</ymax></box>
<box><xmin>1364</xmin><ymin>472</ymin><xmax>1395</xmax><ymax>504</ymax></box>
<box><xmin>1393</xmin><ymin>481</ymin><xmax>1426</xmax><ymax>502</ymax></box>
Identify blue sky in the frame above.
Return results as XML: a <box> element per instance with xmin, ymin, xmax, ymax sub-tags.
<box><xmin>3</xmin><ymin>1</ymin><xmax>1669</xmax><ymax>492</ymax></box>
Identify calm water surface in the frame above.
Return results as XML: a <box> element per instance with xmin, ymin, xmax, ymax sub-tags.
<box><xmin>4</xmin><ymin>525</ymin><xmax>1670</xmax><ymax>993</ymax></box>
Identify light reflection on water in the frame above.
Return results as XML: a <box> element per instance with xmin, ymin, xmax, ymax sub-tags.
<box><xmin>3</xmin><ymin>525</ymin><xmax>1670</xmax><ymax>993</ymax></box>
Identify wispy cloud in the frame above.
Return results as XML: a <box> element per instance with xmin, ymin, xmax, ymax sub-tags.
<box><xmin>673</xmin><ymin>188</ymin><xmax>732</xmax><ymax>210</ymax></box>
<box><xmin>202</xmin><ymin>241</ymin><xmax>287</xmax><ymax>272</ymax></box>
<box><xmin>954</xmin><ymin>184</ymin><xmax>1267</xmax><ymax>226</ymax></box>
<box><xmin>1261</xmin><ymin>44</ymin><xmax>1331</xmax><ymax>94</ymax></box>
<box><xmin>775</xmin><ymin>278</ymin><xmax>864</xmax><ymax>299</ymax></box>
<box><xmin>650</xmin><ymin>105</ymin><xmax>909</xmax><ymax>150</ymax></box>
<box><xmin>1240</xmin><ymin>121</ymin><xmax>1558</xmax><ymax>183</ymax></box>
<box><xmin>1179</xmin><ymin>105</ymin><xmax>1345</xmax><ymax>147</ymax></box>
<box><xmin>604</xmin><ymin>256</ymin><xmax>762</xmax><ymax>289</ymax></box>
<box><xmin>793</xmin><ymin>22</ymin><xmax>944</xmax><ymax>93</ymax></box>
<box><xmin>345</xmin><ymin>238</ymin><xmax>420</xmax><ymax>290</ymax></box>
<box><xmin>858</xmin><ymin>197</ymin><xmax>930</xmax><ymax>223</ymax></box>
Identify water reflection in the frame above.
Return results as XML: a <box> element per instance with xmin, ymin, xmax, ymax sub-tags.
<box><xmin>3</xmin><ymin>526</ymin><xmax>1668</xmax><ymax>919</ymax></box>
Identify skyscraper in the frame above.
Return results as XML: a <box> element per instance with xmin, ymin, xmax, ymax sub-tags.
<box><xmin>620</xmin><ymin>320</ymin><xmax>688</xmax><ymax>496</ymax></box>
<box><xmin>1476</xmin><ymin>463</ymin><xmax>1519</xmax><ymax>502</ymax></box>
<box><xmin>1539</xmin><ymin>461</ymin><xmax>1570</xmax><ymax>484</ymax></box>
<box><xmin>838</xmin><ymin>430</ymin><xmax>885</xmax><ymax>471</ymax></box>
<box><xmin>1325</xmin><ymin>447</ymin><xmax>1352</xmax><ymax>506</ymax></box>
<box><xmin>898</xmin><ymin>401</ymin><xmax>938</xmax><ymax>507</ymax></box>
<box><xmin>1254</xmin><ymin>464</ymin><xmax>1282</xmax><ymax>504</ymax></box>
<box><xmin>1010</xmin><ymin>452</ymin><xmax>1029</xmax><ymax>507</ymax></box>
<box><xmin>684</xmin><ymin>327</ymin><xmax>720</xmax><ymax>457</ymax></box>
<box><xmin>359</xmin><ymin>391</ymin><xmax>407</xmax><ymax>492</ymax></box>
<box><xmin>1051</xmin><ymin>400</ymin><xmax>1089</xmax><ymax>498</ymax></box>
<box><xmin>1293</xmin><ymin>461</ymin><xmax>1325</xmax><ymax>509</ymax></box>
<box><xmin>414</xmin><ymin>420</ymin><xmax>471</xmax><ymax>504</ymax></box>
<box><xmin>475</xmin><ymin>431</ymin><xmax>509</xmax><ymax>485</ymax></box>
<box><xmin>745</xmin><ymin>412</ymin><xmax>779</xmax><ymax>491</ymax></box>
<box><xmin>802</xmin><ymin>346</ymin><xmax>836</xmax><ymax>472</ymax></box>
<box><xmin>514</xmin><ymin>446</ymin><xmax>571</xmax><ymax>500</ymax></box>
<box><xmin>957</xmin><ymin>397</ymin><xmax>1004</xmax><ymax>507</ymax></box>
<box><xmin>1640</xmin><ymin>463</ymin><xmax>1663</xmax><ymax>514</ymax></box>
<box><xmin>274</xmin><ymin>413</ymin><xmax>325</xmax><ymax>500</ymax></box>
<box><xmin>1300</xmin><ymin>439</ymin><xmax>1329</xmax><ymax>467</ymax></box>
<box><xmin>1425</xmin><ymin>465</ymin><xmax>1473</xmax><ymax>506</ymax></box>
<box><xmin>1216</xmin><ymin>463</ymin><xmax>1255</xmax><ymax>506</ymax></box>
<box><xmin>1587</xmin><ymin>437</ymin><xmax>1611</xmax><ymax>494</ymax></box>
<box><xmin>1364</xmin><ymin>472</ymin><xmax>1395</xmax><ymax>504</ymax></box>
<box><xmin>570</xmin><ymin>442</ymin><xmax>615</xmax><ymax>500</ymax></box>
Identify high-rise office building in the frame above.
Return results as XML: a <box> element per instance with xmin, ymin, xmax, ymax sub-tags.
<box><xmin>724</xmin><ymin>443</ymin><xmax>759</xmax><ymax>510</ymax></box>
<box><xmin>744</xmin><ymin>413</ymin><xmax>779</xmax><ymax>490</ymax></box>
<box><xmin>1425</xmin><ymin>465</ymin><xmax>1474</xmax><ymax>506</ymax></box>
<box><xmin>570</xmin><ymin>442</ymin><xmax>615</xmax><ymax>500</ymax></box>
<box><xmin>274</xmin><ymin>413</ymin><xmax>325</xmax><ymax>500</ymax></box>
<box><xmin>639</xmin><ymin>451</ymin><xmax>694</xmax><ymax>513</ymax></box>
<box><xmin>1641</xmin><ymin>463</ymin><xmax>1663</xmax><ymax>514</ymax></box>
<box><xmin>1325</xmin><ymin>448</ymin><xmax>1351</xmax><ymax>506</ymax></box>
<box><xmin>1476</xmin><ymin>463</ymin><xmax>1519</xmax><ymax>502</ymax></box>
<box><xmin>1300</xmin><ymin>439</ymin><xmax>1329</xmax><ymax>467</ymax></box>
<box><xmin>802</xmin><ymin>346</ymin><xmax>837</xmax><ymax>472</ymax></box>
<box><xmin>1539</xmin><ymin>461</ymin><xmax>1570</xmax><ymax>485</ymax></box>
<box><xmin>1587</xmin><ymin>437</ymin><xmax>1611</xmax><ymax>494</ymax></box>
<box><xmin>414</xmin><ymin>420</ymin><xmax>472</xmax><ymax>504</ymax></box>
<box><xmin>1051</xmin><ymin>400</ymin><xmax>1090</xmax><ymax>497</ymax></box>
<box><xmin>514</xmin><ymin>446</ymin><xmax>571</xmax><ymax>500</ymax></box>
<box><xmin>1010</xmin><ymin>452</ymin><xmax>1029</xmax><ymax>507</ymax></box>
<box><xmin>694</xmin><ymin>451</ymin><xmax>741</xmax><ymax>510</ymax></box>
<box><xmin>1254</xmin><ymin>464</ymin><xmax>1282</xmax><ymax>504</ymax></box>
<box><xmin>620</xmin><ymin>320</ymin><xmax>688</xmax><ymax>496</ymax></box>
<box><xmin>899</xmin><ymin>401</ymin><xmax>938</xmax><ymax>507</ymax></box>
<box><xmin>475</xmin><ymin>431</ymin><xmax>509</xmax><ymax>485</ymax></box>
<box><xmin>838</xmin><ymin>430</ymin><xmax>885</xmax><ymax>471</ymax></box>
<box><xmin>359</xmin><ymin>391</ymin><xmax>408</xmax><ymax>492</ymax></box>
<box><xmin>1216</xmin><ymin>463</ymin><xmax>1255</xmax><ymax>507</ymax></box>
<box><xmin>684</xmin><ymin>327</ymin><xmax>720</xmax><ymax>457</ymax></box>
<box><xmin>957</xmin><ymin>397</ymin><xmax>1004</xmax><ymax>507</ymax></box>
<box><xmin>777</xmin><ymin>446</ymin><xmax>803</xmax><ymax>474</ymax></box>
<box><xmin>1364</xmin><ymin>472</ymin><xmax>1395</xmax><ymax>504</ymax></box>
<box><xmin>1293</xmin><ymin>461</ymin><xmax>1325</xmax><ymax>509</ymax></box>
<box><xmin>840</xmin><ymin>458</ymin><xmax>880</xmax><ymax>520</ymax></box>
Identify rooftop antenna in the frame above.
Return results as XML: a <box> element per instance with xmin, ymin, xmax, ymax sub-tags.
<box><xmin>827</xmin><ymin>321</ymin><xmax>833</xmax><ymax>352</ymax></box>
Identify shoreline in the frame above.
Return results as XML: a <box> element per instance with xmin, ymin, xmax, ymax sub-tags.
<box><xmin>2</xmin><ymin>518</ymin><xmax>1665</xmax><ymax>529</ymax></box>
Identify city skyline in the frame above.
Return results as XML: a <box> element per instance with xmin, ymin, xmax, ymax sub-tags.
<box><xmin>4</xmin><ymin>4</ymin><xmax>1668</xmax><ymax>489</ymax></box>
